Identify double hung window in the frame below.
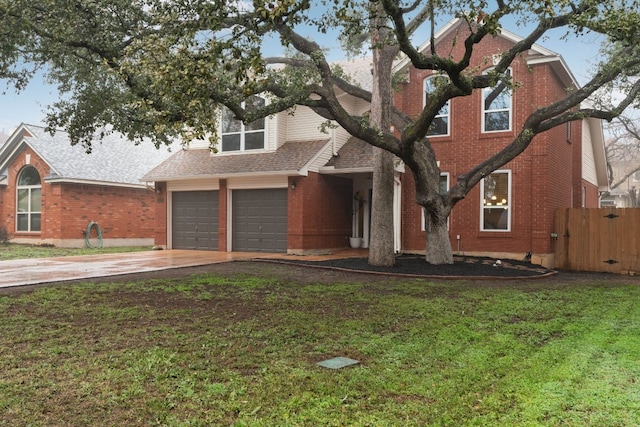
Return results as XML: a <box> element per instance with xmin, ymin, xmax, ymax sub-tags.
<box><xmin>221</xmin><ymin>95</ymin><xmax>266</xmax><ymax>152</ymax></box>
<box><xmin>423</xmin><ymin>75</ymin><xmax>450</xmax><ymax>136</ymax></box>
<box><xmin>482</xmin><ymin>68</ymin><xmax>512</xmax><ymax>132</ymax></box>
<box><xmin>480</xmin><ymin>170</ymin><xmax>511</xmax><ymax>231</ymax></box>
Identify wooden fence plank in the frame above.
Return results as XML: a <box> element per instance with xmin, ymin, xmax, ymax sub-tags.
<box><xmin>555</xmin><ymin>208</ymin><xmax>640</xmax><ymax>273</ymax></box>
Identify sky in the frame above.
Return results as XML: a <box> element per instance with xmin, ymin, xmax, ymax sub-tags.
<box><xmin>0</xmin><ymin>16</ymin><xmax>604</xmax><ymax>137</ymax></box>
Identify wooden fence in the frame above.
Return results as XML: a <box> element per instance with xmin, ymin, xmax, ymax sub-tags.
<box><xmin>555</xmin><ymin>208</ymin><xmax>640</xmax><ymax>274</ymax></box>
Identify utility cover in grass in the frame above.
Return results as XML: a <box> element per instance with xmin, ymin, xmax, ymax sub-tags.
<box><xmin>317</xmin><ymin>356</ymin><xmax>359</xmax><ymax>369</ymax></box>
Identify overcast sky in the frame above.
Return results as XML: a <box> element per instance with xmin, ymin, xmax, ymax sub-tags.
<box><xmin>0</xmin><ymin>19</ymin><xmax>603</xmax><ymax>136</ymax></box>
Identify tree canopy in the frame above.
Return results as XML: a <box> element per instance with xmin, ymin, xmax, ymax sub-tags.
<box><xmin>2</xmin><ymin>0</ymin><xmax>640</xmax><ymax>263</ymax></box>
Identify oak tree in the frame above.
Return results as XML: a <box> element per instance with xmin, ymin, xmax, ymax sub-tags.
<box><xmin>2</xmin><ymin>0</ymin><xmax>640</xmax><ymax>264</ymax></box>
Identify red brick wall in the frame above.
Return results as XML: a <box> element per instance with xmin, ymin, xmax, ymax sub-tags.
<box><xmin>395</xmin><ymin>24</ymin><xmax>578</xmax><ymax>257</ymax></box>
<box><xmin>154</xmin><ymin>182</ymin><xmax>168</xmax><ymax>247</ymax></box>
<box><xmin>56</xmin><ymin>183</ymin><xmax>155</xmax><ymax>239</ymax></box>
<box><xmin>288</xmin><ymin>172</ymin><xmax>352</xmax><ymax>250</ymax></box>
<box><xmin>1</xmin><ymin>145</ymin><xmax>157</xmax><ymax>245</ymax></box>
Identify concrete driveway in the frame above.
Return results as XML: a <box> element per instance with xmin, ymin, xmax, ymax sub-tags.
<box><xmin>0</xmin><ymin>248</ymin><xmax>366</xmax><ymax>289</ymax></box>
<box><xmin>0</xmin><ymin>250</ymin><xmax>266</xmax><ymax>289</ymax></box>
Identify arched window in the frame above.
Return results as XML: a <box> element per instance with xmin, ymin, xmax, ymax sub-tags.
<box><xmin>16</xmin><ymin>166</ymin><xmax>41</xmax><ymax>232</ymax></box>
<box><xmin>482</xmin><ymin>68</ymin><xmax>512</xmax><ymax>132</ymax></box>
<box><xmin>423</xmin><ymin>75</ymin><xmax>450</xmax><ymax>136</ymax></box>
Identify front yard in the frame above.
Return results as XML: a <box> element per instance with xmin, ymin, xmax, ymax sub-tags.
<box><xmin>1</xmin><ymin>263</ymin><xmax>639</xmax><ymax>426</ymax></box>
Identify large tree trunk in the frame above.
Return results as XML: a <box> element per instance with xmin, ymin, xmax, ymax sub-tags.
<box><xmin>367</xmin><ymin>3</ymin><xmax>398</xmax><ymax>267</ymax></box>
<box><xmin>369</xmin><ymin>147</ymin><xmax>396</xmax><ymax>266</ymax></box>
<box><xmin>425</xmin><ymin>216</ymin><xmax>454</xmax><ymax>264</ymax></box>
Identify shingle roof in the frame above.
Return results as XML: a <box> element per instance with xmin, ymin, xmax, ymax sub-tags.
<box><xmin>142</xmin><ymin>139</ymin><xmax>330</xmax><ymax>181</ymax></box>
<box><xmin>326</xmin><ymin>138</ymin><xmax>373</xmax><ymax>169</ymax></box>
<box><xmin>0</xmin><ymin>124</ymin><xmax>174</xmax><ymax>186</ymax></box>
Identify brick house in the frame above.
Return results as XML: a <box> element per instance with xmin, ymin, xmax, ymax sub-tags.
<box><xmin>143</xmin><ymin>19</ymin><xmax>607</xmax><ymax>267</ymax></box>
<box><xmin>0</xmin><ymin>124</ymin><xmax>173</xmax><ymax>247</ymax></box>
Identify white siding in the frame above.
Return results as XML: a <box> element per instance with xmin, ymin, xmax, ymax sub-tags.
<box><xmin>227</xmin><ymin>175</ymin><xmax>288</xmax><ymax>189</ymax></box>
<box><xmin>167</xmin><ymin>179</ymin><xmax>220</xmax><ymax>192</ymax></box>
<box><xmin>286</xmin><ymin>105</ymin><xmax>332</xmax><ymax>141</ymax></box>
<box><xmin>582</xmin><ymin>119</ymin><xmax>598</xmax><ymax>185</ymax></box>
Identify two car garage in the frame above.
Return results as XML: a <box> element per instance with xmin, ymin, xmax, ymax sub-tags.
<box><xmin>171</xmin><ymin>189</ymin><xmax>288</xmax><ymax>252</ymax></box>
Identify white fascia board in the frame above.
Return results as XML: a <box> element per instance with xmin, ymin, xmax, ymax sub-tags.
<box><xmin>319</xmin><ymin>166</ymin><xmax>374</xmax><ymax>174</ymax></box>
<box><xmin>587</xmin><ymin>116</ymin><xmax>609</xmax><ymax>191</ymax></box>
<box><xmin>43</xmin><ymin>177</ymin><xmax>149</xmax><ymax>189</ymax></box>
<box><xmin>301</xmin><ymin>141</ymin><xmax>334</xmax><ymax>174</ymax></box>
<box><xmin>142</xmin><ymin>170</ymin><xmax>306</xmax><ymax>183</ymax></box>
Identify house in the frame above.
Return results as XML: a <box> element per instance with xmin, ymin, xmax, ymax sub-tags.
<box><xmin>0</xmin><ymin>124</ymin><xmax>173</xmax><ymax>247</ymax></box>
<box><xmin>600</xmin><ymin>161</ymin><xmax>639</xmax><ymax>208</ymax></box>
<box><xmin>142</xmin><ymin>18</ymin><xmax>608</xmax><ymax>268</ymax></box>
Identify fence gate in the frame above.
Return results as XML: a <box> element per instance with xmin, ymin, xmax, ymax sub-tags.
<box><xmin>555</xmin><ymin>208</ymin><xmax>640</xmax><ymax>273</ymax></box>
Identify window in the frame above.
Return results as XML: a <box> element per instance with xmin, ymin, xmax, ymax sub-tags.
<box><xmin>422</xmin><ymin>173</ymin><xmax>450</xmax><ymax>231</ymax></box>
<box><xmin>221</xmin><ymin>95</ymin><xmax>266</xmax><ymax>152</ymax></box>
<box><xmin>16</xmin><ymin>166</ymin><xmax>41</xmax><ymax>232</ymax></box>
<box><xmin>482</xmin><ymin>68</ymin><xmax>512</xmax><ymax>132</ymax></box>
<box><xmin>480</xmin><ymin>170</ymin><xmax>510</xmax><ymax>231</ymax></box>
<box><xmin>423</xmin><ymin>75</ymin><xmax>450</xmax><ymax>136</ymax></box>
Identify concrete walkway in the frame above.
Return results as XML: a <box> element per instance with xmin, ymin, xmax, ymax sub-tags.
<box><xmin>0</xmin><ymin>249</ymin><xmax>367</xmax><ymax>289</ymax></box>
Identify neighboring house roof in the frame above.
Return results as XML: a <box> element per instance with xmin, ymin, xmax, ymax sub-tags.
<box><xmin>0</xmin><ymin>130</ymin><xmax>9</xmax><ymax>147</ymax></box>
<box><xmin>0</xmin><ymin>124</ymin><xmax>174</xmax><ymax>188</ymax></box>
<box><xmin>142</xmin><ymin>139</ymin><xmax>330</xmax><ymax>181</ymax></box>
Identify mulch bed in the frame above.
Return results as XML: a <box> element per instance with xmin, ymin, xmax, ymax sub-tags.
<box><xmin>260</xmin><ymin>254</ymin><xmax>555</xmax><ymax>279</ymax></box>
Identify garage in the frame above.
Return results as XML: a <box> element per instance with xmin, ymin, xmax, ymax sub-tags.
<box><xmin>171</xmin><ymin>191</ymin><xmax>219</xmax><ymax>250</ymax></box>
<box><xmin>232</xmin><ymin>189</ymin><xmax>288</xmax><ymax>252</ymax></box>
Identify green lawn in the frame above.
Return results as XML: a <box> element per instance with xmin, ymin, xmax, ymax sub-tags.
<box><xmin>1</xmin><ymin>267</ymin><xmax>639</xmax><ymax>426</ymax></box>
<box><xmin>0</xmin><ymin>243</ymin><xmax>151</xmax><ymax>261</ymax></box>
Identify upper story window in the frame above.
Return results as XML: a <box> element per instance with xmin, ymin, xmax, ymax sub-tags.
<box><xmin>16</xmin><ymin>166</ymin><xmax>41</xmax><ymax>232</ymax></box>
<box><xmin>480</xmin><ymin>170</ymin><xmax>511</xmax><ymax>231</ymax></box>
<box><xmin>482</xmin><ymin>68</ymin><xmax>512</xmax><ymax>132</ymax></box>
<box><xmin>221</xmin><ymin>95</ymin><xmax>266</xmax><ymax>152</ymax></box>
<box><xmin>423</xmin><ymin>75</ymin><xmax>450</xmax><ymax>136</ymax></box>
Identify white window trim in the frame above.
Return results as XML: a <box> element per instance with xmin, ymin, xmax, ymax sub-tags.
<box><xmin>422</xmin><ymin>173</ymin><xmax>450</xmax><ymax>231</ymax></box>
<box><xmin>423</xmin><ymin>75</ymin><xmax>450</xmax><ymax>137</ymax></box>
<box><xmin>480</xmin><ymin>169</ymin><xmax>511</xmax><ymax>232</ymax></box>
<box><xmin>220</xmin><ymin>97</ymin><xmax>268</xmax><ymax>152</ymax></box>
<box><xmin>481</xmin><ymin>68</ymin><xmax>512</xmax><ymax>133</ymax></box>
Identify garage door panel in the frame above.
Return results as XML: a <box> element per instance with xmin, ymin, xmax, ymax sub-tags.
<box><xmin>232</xmin><ymin>189</ymin><xmax>287</xmax><ymax>253</ymax></box>
<box><xmin>172</xmin><ymin>191</ymin><xmax>219</xmax><ymax>250</ymax></box>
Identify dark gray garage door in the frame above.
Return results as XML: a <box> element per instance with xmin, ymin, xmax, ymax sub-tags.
<box><xmin>232</xmin><ymin>189</ymin><xmax>287</xmax><ymax>252</ymax></box>
<box><xmin>172</xmin><ymin>191</ymin><xmax>219</xmax><ymax>250</ymax></box>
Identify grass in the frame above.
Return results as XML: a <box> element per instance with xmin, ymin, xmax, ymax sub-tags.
<box><xmin>0</xmin><ymin>243</ymin><xmax>151</xmax><ymax>261</ymax></box>
<box><xmin>1</xmin><ymin>269</ymin><xmax>639</xmax><ymax>426</ymax></box>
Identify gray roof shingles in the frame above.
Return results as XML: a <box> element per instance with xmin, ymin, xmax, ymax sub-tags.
<box><xmin>327</xmin><ymin>138</ymin><xmax>373</xmax><ymax>169</ymax></box>
<box><xmin>17</xmin><ymin>125</ymin><xmax>174</xmax><ymax>185</ymax></box>
<box><xmin>143</xmin><ymin>139</ymin><xmax>330</xmax><ymax>181</ymax></box>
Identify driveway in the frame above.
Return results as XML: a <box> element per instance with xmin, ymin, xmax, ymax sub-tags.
<box><xmin>0</xmin><ymin>250</ymin><xmax>267</xmax><ymax>289</ymax></box>
<box><xmin>0</xmin><ymin>248</ymin><xmax>367</xmax><ymax>289</ymax></box>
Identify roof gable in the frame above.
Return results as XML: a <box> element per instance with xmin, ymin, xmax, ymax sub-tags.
<box><xmin>0</xmin><ymin>124</ymin><xmax>173</xmax><ymax>187</ymax></box>
<box><xmin>393</xmin><ymin>17</ymin><xmax>578</xmax><ymax>88</ymax></box>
